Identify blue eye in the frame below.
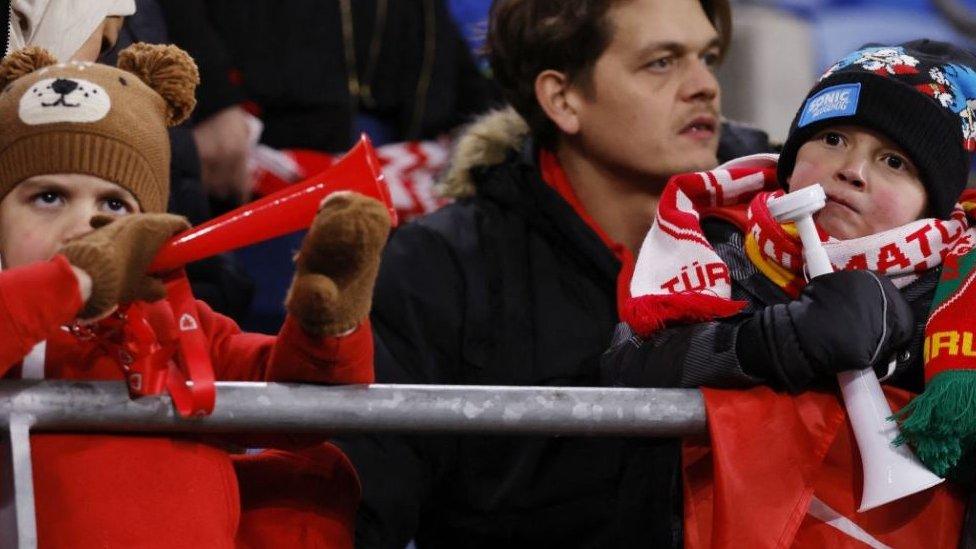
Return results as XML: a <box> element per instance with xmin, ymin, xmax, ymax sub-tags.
<box><xmin>101</xmin><ymin>198</ymin><xmax>131</xmax><ymax>214</ymax></box>
<box><xmin>646</xmin><ymin>56</ymin><xmax>674</xmax><ymax>71</ymax></box>
<box><xmin>31</xmin><ymin>191</ymin><xmax>63</xmax><ymax>208</ymax></box>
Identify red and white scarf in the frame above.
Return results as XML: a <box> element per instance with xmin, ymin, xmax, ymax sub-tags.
<box><xmin>622</xmin><ymin>154</ymin><xmax>976</xmax><ymax>336</ymax></box>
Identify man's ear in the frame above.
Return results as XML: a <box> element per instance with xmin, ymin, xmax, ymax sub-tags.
<box><xmin>535</xmin><ymin>70</ymin><xmax>581</xmax><ymax>135</ymax></box>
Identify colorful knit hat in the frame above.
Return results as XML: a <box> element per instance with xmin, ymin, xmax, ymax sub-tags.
<box><xmin>0</xmin><ymin>43</ymin><xmax>199</xmax><ymax>213</ymax></box>
<box><xmin>777</xmin><ymin>39</ymin><xmax>976</xmax><ymax>219</ymax></box>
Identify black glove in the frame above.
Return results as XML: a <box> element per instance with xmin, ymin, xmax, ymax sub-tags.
<box><xmin>736</xmin><ymin>270</ymin><xmax>914</xmax><ymax>392</ymax></box>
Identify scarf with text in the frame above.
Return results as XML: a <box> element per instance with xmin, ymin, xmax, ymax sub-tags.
<box><xmin>893</xmin><ymin>192</ymin><xmax>976</xmax><ymax>478</ymax></box>
<box><xmin>622</xmin><ymin>154</ymin><xmax>975</xmax><ymax>336</ymax></box>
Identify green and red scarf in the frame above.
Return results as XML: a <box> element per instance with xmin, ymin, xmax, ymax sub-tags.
<box><xmin>895</xmin><ymin>205</ymin><xmax>976</xmax><ymax>478</ymax></box>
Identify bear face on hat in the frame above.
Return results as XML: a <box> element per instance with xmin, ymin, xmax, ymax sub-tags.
<box><xmin>18</xmin><ymin>71</ymin><xmax>115</xmax><ymax>125</ymax></box>
<box><xmin>0</xmin><ymin>44</ymin><xmax>199</xmax><ymax>213</ymax></box>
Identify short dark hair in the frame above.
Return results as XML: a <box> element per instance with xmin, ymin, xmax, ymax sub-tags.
<box><xmin>487</xmin><ymin>0</ymin><xmax>731</xmax><ymax>148</ymax></box>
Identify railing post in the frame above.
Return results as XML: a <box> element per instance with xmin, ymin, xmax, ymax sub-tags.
<box><xmin>0</xmin><ymin>415</ymin><xmax>37</xmax><ymax>549</ymax></box>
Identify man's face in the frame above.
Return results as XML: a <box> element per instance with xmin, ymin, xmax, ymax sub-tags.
<box><xmin>787</xmin><ymin>125</ymin><xmax>928</xmax><ymax>240</ymax></box>
<box><xmin>569</xmin><ymin>0</ymin><xmax>722</xmax><ymax>183</ymax></box>
<box><xmin>0</xmin><ymin>174</ymin><xmax>139</xmax><ymax>269</ymax></box>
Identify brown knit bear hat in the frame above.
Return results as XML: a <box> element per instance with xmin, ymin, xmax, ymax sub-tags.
<box><xmin>0</xmin><ymin>43</ymin><xmax>199</xmax><ymax>213</ymax></box>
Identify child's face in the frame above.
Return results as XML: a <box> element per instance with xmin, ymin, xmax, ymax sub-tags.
<box><xmin>787</xmin><ymin>125</ymin><xmax>928</xmax><ymax>240</ymax></box>
<box><xmin>0</xmin><ymin>174</ymin><xmax>140</xmax><ymax>268</ymax></box>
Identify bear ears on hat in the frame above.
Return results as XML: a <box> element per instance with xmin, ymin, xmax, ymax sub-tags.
<box><xmin>0</xmin><ymin>43</ymin><xmax>200</xmax><ymax>127</ymax></box>
<box><xmin>0</xmin><ymin>46</ymin><xmax>58</xmax><ymax>89</ymax></box>
<box><xmin>117</xmin><ymin>43</ymin><xmax>200</xmax><ymax>126</ymax></box>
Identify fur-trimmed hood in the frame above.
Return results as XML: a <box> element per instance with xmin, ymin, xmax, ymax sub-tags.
<box><xmin>438</xmin><ymin>107</ymin><xmax>530</xmax><ymax>199</ymax></box>
<box><xmin>436</xmin><ymin>107</ymin><xmax>775</xmax><ymax>200</ymax></box>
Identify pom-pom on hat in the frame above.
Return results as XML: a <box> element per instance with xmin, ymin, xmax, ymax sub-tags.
<box><xmin>0</xmin><ymin>43</ymin><xmax>199</xmax><ymax>213</ymax></box>
<box><xmin>777</xmin><ymin>39</ymin><xmax>976</xmax><ymax>220</ymax></box>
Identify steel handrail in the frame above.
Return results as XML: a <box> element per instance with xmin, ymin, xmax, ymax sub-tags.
<box><xmin>0</xmin><ymin>380</ymin><xmax>706</xmax><ymax>549</ymax></box>
<box><xmin>0</xmin><ymin>380</ymin><xmax>705</xmax><ymax>436</ymax></box>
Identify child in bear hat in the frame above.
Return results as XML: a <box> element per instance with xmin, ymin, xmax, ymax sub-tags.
<box><xmin>0</xmin><ymin>43</ymin><xmax>388</xmax><ymax>547</ymax></box>
<box><xmin>603</xmin><ymin>39</ymin><xmax>976</xmax><ymax>547</ymax></box>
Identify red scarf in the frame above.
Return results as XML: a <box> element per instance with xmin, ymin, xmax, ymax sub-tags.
<box><xmin>623</xmin><ymin>154</ymin><xmax>976</xmax><ymax>336</ymax></box>
<box><xmin>538</xmin><ymin>150</ymin><xmax>636</xmax><ymax>318</ymax></box>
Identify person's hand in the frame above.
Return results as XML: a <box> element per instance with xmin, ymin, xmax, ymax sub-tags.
<box><xmin>737</xmin><ymin>270</ymin><xmax>914</xmax><ymax>392</ymax></box>
<box><xmin>192</xmin><ymin>105</ymin><xmax>253</xmax><ymax>202</ymax></box>
<box><xmin>285</xmin><ymin>192</ymin><xmax>391</xmax><ymax>336</ymax></box>
<box><xmin>60</xmin><ymin>214</ymin><xmax>190</xmax><ymax>320</ymax></box>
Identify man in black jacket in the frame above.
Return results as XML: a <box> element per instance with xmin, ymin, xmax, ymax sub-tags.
<box><xmin>338</xmin><ymin>0</ymin><xmax>772</xmax><ymax>546</ymax></box>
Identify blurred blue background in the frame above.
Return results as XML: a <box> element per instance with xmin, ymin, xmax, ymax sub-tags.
<box><xmin>440</xmin><ymin>0</ymin><xmax>976</xmax><ymax>142</ymax></box>
<box><xmin>717</xmin><ymin>0</ymin><xmax>976</xmax><ymax>141</ymax></box>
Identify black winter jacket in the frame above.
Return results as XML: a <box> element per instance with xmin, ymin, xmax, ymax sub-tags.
<box><xmin>601</xmin><ymin>218</ymin><xmax>936</xmax><ymax>395</ymax></box>
<box><xmin>335</xmin><ymin>109</ymin><xmax>772</xmax><ymax>548</ymax></box>
<box><xmin>158</xmin><ymin>0</ymin><xmax>498</xmax><ymax>152</ymax></box>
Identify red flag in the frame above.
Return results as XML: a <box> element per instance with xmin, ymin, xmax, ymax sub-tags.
<box><xmin>685</xmin><ymin>387</ymin><xmax>966</xmax><ymax>548</ymax></box>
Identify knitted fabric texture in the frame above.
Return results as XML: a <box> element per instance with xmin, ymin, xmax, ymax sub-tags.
<box><xmin>778</xmin><ymin>39</ymin><xmax>976</xmax><ymax>219</ymax></box>
<box><xmin>893</xmin><ymin>202</ymin><xmax>976</xmax><ymax>478</ymax></box>
<box><xmin>0</xmin><ymin>44</ymin><xmax>199</xmax><ymax>213</ymax></box>
<box><xmin>285</xmin><ymin>192</ymin><xmax>391</xmax><ymax>336</ymax></box>
<box><xmin>61</xmin><ymin>213</ymin><xmax>190</xmax><ymax>319</ymax></box>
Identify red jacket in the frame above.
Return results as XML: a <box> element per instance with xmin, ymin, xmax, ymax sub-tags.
<box><xmin>0</xmin><ymin>255</ymin><xmax>373</xmax><ymax>548</ymax></box>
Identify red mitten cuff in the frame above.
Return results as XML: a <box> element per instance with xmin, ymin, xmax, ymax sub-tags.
<box><xmin>268</xmin><ymin>316</ymin><xmax>374</xmax><ymax>384</ymax></box>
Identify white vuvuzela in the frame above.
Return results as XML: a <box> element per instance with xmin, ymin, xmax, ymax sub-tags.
<box><xmin>767</xmin><ymin>184</ymin><xmax>943</xmax><ymax>512</ymax></box>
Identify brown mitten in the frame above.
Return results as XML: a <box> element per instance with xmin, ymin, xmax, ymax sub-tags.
<box><xmin>285</xmin><ymin>192</ymin><xmax>391</xmax><ymax>336</ymax></box>
<box><xmin>61</xmin><ymin>213</ymin><xmax>191</xmax><ymax>319</ymax></box>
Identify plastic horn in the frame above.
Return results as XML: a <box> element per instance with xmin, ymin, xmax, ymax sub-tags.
<box><xmin>768</xmin><ymin>184</ymin><xmax>943</xmax><ymax>512</ymax></box>
<box><xmin>149</xmin><ymin>134</ymin><xmax>398</xmax><ymax>273</ymax></box>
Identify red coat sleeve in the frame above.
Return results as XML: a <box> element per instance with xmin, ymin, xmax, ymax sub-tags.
<box><xmin>0</xmin><ymin>256</ymin><xmax>83</xmax><ymax>374</ymax></box>
<box><xmin>197</xmin><ymin>300</ymin><xmax>374</xmax><ymax>384</ymax></box>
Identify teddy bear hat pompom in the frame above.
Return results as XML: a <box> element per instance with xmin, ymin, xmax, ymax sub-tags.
<box><xmin>0</xmin><ymin>47</ymin><xmax>59</xmax><ymax>90</ymax></box>
<box><xmin>117</xmin><ymin>43</ymin><xmax>200</xmax><ymax>127</ymax></box>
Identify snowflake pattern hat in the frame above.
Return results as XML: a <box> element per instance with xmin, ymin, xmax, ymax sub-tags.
<box><xmin>777</xmin><ymin>39</ymin><xmax>976</xmax><ymax>219</ymax></box>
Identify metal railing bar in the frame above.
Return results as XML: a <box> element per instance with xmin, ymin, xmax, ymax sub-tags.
<box><xmin>0</xmin><ymin>380</ymin><xmax>707</xmax><ymax>548</ymax></box>
<box><xmin>0</xmin><ymin>381</ymin><xmax>707</xmax><ymax>437</ymax></box>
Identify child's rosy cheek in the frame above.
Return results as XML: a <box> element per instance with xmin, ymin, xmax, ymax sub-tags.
<box><xmin>874</xmin><ymin>189</ymin><xmax>918</xmax><ymax>226</ymax></box>
<box><xmin>787</xmin><ymin>160</ymin><xmax>821</xmax><ymax>192</ymax></box>
<box><xmin>18</xmin><ymin>230</ymin><xmax>58</xmax><ymax>260</ymax></box>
